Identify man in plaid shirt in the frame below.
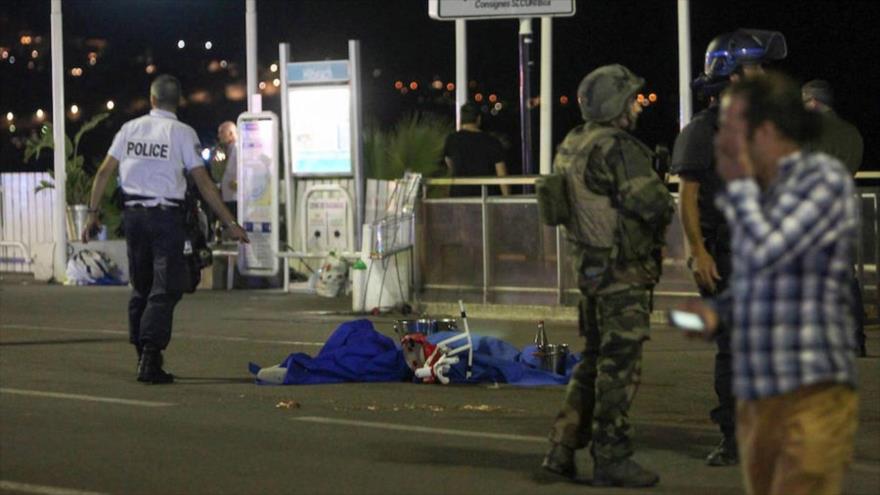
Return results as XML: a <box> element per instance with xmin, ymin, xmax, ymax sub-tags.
<box><xmin>688</xmin><ymin>73</ymin><xmax>860</xmax><ymax>495</ymax></box>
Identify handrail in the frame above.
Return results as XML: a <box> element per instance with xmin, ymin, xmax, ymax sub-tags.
<box><xmin>424</xmin><ymin>171</ymin><xmax>880</xmax><ymax>187</ymax></box>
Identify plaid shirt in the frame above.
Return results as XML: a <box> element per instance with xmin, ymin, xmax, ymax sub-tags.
<box><xmin>716</xmin><ymin>151</ymin><xmax>859</xmax><ymax>400</ymax></box>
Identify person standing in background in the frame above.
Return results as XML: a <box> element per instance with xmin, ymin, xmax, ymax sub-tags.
<box><xmin>444</xmin><ymin>103</ymin><xmax>510</xmax><ymax>197</ymax></box>
<box><xmin>802</xmin><ymin>79</ymin><xmax>867</xmax><ymax>357</ymax></box>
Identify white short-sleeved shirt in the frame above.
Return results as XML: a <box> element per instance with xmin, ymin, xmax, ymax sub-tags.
<box><xmin>107</xmin><ymin>108</ymin><xmax>204</xmax><ymax>207</ymax></box>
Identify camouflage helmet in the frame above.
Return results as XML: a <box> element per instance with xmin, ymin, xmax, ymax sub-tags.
<box><xmin>577</xmin><ymin>64</ymin><xmax>645</xmax><ymax>123</ymax></box>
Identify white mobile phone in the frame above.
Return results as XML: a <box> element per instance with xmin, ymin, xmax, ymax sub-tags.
<box><xmin>668</xmin><ymin>310</ymin><xmax>706</xmax><ymax>332</ymax></box>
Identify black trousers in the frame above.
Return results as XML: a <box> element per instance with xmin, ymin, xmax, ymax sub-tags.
<box><xmin>851</xmin><ymin>269</ymin><xmax>866</xmax><ymax>351</ymax></box>
<box><xmin>700</xmin><ymin>238</ymin><xmax>735</xmax><ymax>439</ymax></box>
<box><xmin>124</xmin><ymin>207</ymin><xmax>185</xmax><ymax>350</ymax></box>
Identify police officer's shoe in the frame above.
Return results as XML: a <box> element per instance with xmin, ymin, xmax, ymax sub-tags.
<box><xmin>706</xmin><ymin>437</ymin><xmax>738</xmax><ymax>466</ymax></box>
<box><xmin>137</xmin><ymin>347</ymin><xmax>174</xmax><ymax>384</ymax></box>
<box><xmin>541</xmin><ymin>443</ymin><xmax>576</xmax><ymax>480</ymax></box>
<box><xmin>592</xmin><ymin>458</ymin><xmax>660</xmax><ymax>487</ymax></box>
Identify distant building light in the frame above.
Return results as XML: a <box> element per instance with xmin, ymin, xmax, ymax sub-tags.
<box><xmin>6</xmin><ymin>112</ymin><xmax>13</xmax><ymax>122</ymax></box>
<box><xmin>272</xmin><ymin>78</ymin><xmax>281</xmax><ymax>87</ymax></box>
<box><xmin>559</xmin><ymin>95</ymin><xmax>569</xmax><ymax>105</ymax></box>
<box><xmin>431</xmin><ymin>80</ymin><xmax>443</xmax><ymax>90</ymax></box>
<box><xmin>488</xmin><ymin>94</ymin><xmax>497</xmax><ymax>103</ymax></box>
<box><xmin>1</xmin><ymin>50</ymin><xmax>8</xmax><ymax>60</ymax></box>
<box><xmin>20</xmin><ymin>35</ymin><xmax>32</xmax><ymax>45</ymax></box>
<box><xmin>270</xmin><ymin>63</ymin><xmax>278</xmax><ymax>73</ymax></box>
<box><xmin>31</xmin><ymin>50</ymin><xmax>39</xmax><ymax>58</ymax></box>
<box><xmin>9</xmin><ymin>124</ymin><xmax>16</xmax><ymax>133</ymax></box>
<box><xmin>648</xmin><ymin>92</ymin><xmax>658</xmax><ymax>103</ymax></box>
<box><xmin>637</xmin><ymin>93</ymin><xmax>645</xmax><ymax>103</ymax></box>
<box><xmin>220</xmin><ymin>60</ymin><xmax>228</xmax><ymax>69</ymax></box>
<box><xmin>474</xmin><ymin>93</ymin><xmax>484</xmax><ymax>102</ymax></box>
<box><xmin>106</xmin><ymin>100</ymin><xmax>115</xmax><ymax>110</ymax></box>
<box><xmin>409</xmin><ymin>81</ymin><xmax>418</xmax><ymax>90</ymax></box>
<box><xmin>446</xmin><ymin>82</ymin><xmax>455</xmax><ymax>91</ymax></box>
<box><xmin>400</xmin><ymin>87</ymin><xmax>409</xmax><ymax>95</ymax></box>
<box><xmin>88</xmin><ymin>57</ymin><xmax>97</xmax><ymax>66</ymax></box>
<box><xmin>27</xmin><ymin>61</ymin><xmax>35</xmax><ymax>70</ymax></box>
<box><xmin>494</xmin><ymin>102</ymin><xmax>503</xmax><ymax>111</ymax></box>
<box><xmin>36</xmin><ymin>109</ymin><xmax>45</xmax><ymax>119</ymax></box>
<box><xmin>394</xmin><ymin>81</ymin><xmax>403</xmax><ymax>90</ymax></box>
<box><xmin>70</xmin><ymin>67</ymin><xmax>83</xmax><ymax>77</ymax></box>
<box><xmin>70</xmin><ymin>105</ymin><xmax>79</xmax><ymax>115</ymax></box>
<box><xmin>258</xmin><ymin>81</ymin><xmax>267</xmax><ymax>90</ymax></box>
<box><xmin>177</xmin><ymin>40</ymin><xmax>185</xmax><ymax>49</ymax></box>
<box><xmin>205</xmin><ymin>41</ymin><xmax>213</xmax><ymax>50</ymax></box>
<box><xmin>8</xmin><ymin>56</ymin><xmax>15</xmax><ymax>64</ymax></box>
<box><xmin>145</xmin><ymin>64</ymin><xmax>156</xmax><ymax>74</ymax></box>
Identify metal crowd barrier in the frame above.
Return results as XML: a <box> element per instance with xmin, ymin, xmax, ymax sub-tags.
<box><xmin>417</xmin><ymin>174</ymin><xmax>880</xmax><ymax>316</ymax></box>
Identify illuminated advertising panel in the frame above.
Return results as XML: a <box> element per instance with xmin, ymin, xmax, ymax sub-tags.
<box><xmin>237</xmin><ymin>112</ymin><xmax>280</xmax><ymax>276</ymax></box>
<box><xmin>288</xmin><ymin>85</ymin><xmax>352</xmax><ymax>176</ymax></box>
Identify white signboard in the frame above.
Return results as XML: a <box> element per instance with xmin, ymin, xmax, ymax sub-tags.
<box><xmin>428</xmin><ymin>0</ymin><xmax>576</xmax><ymax>20</ymax></box>
<box><xmin>236</xmin><ymin>112</ymin><xmax>280</xmax><ymax>276</ymax></box>
<box><xmin>289</xmin><ymin>85</ymin><xmax>352</xmax><ymax>176</ymax></box>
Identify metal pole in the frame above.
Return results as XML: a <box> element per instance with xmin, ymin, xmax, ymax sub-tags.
<box><xmin>481</xmin><ymin>186</ymin><xmax>489</xmax><ymax>304</ymax></box>
<box><xmin>677</xmin><ymin>0</ymin><xmax>693</xmax><ymax>128</ymax></box>
<box><xmin>50</xmin><ymin>0</ymin><xmax>67</xmax><ymax>282</ymax></box>
<box><xmin>539</xmin><ymin>17</ymin><xmax>553</xmax><ymax>175</ymax></box>
<box><xmin>518</xmin><ymin>18</ymin><xmax>535</xmax><ymax>178</ymax></box>
<box><xmin>246</xmin><ymin>0</ymin><xmax>258</xmax><ymax>112</ymax></box>
<box><xmin>349</xmin><ymin>40</ymin><xmax>365</xmax><ymax>249</ymax></box>
<box><xmin>279</xmin><ymin>43</ymin><xmax>293</xmax><ymax>292</ymax></box>
<box><xmin>455</xmin><ymin>19</ymin><xmax>467</xmax><ymax>129</ymax></box>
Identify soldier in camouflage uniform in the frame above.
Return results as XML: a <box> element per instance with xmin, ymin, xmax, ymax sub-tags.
<box><xmin>541</xmin><ymin>64</ymin><xmax>675</xmax><ymax>488</ymax></box>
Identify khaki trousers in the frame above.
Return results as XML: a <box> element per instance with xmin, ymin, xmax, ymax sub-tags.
<box><xmin>737</xmin><ymin>383</ymin><xmax>858</xmax><ymax>495</ymax></box>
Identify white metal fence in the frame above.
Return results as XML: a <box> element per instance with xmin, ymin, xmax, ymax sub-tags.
<box><xmin>0</xmin><ymin>173</ymin><xmax>54</xmax><ymax>273</ymax></box>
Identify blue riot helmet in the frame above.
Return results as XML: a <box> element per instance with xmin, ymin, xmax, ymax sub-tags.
<box><xmin>692</xmin><ymin>29</ymin><xmax>788</xmax><ymax>97</ymax></box>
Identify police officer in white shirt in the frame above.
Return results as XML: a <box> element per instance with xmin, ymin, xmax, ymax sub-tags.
<box><xmin>82</xmin><ymin>74</ymin><xmax>248</xmax><ymax>384</ymax></box>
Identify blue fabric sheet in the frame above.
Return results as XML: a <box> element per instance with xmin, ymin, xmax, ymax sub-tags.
<box><xmin>249</xmin><ymin>319</ymin><xmax>579</xmax><ymax>387</ymax></box>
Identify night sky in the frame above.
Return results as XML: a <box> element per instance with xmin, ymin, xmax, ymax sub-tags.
<box><xmin>2</xmin><ymin>0</ymin><xmax>878</xmax><ymax>175</ymax></box>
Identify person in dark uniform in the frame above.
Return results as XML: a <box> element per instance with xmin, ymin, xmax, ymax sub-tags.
<box><xmin>443</xmin><ymin>103</ymin><xmax>509</xmax><ymax>197</ymax></box>
<box><xmin>82</xmin><ymin>74</ymin><xmax>249</xmax><ymax>384</ymax></box>
<box><xmin>671</xmin><ymin>29</ymin><xmax>787</xmax><ymax>466</ymax></box>
<box><xmin>802</xmin><ymin>79</ymin><xmax>867</xmax><ymax>357</ymax></box>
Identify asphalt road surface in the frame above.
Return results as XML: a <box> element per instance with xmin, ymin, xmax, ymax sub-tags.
<box><xmin>1</xmin><ymin>282</ymin><xmax>878</xmax><ymax>495</ymax></box>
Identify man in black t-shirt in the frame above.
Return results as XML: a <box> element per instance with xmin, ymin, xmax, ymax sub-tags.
<box><xmin>443</xmin><ymin>103</ymin><xmax>509</xmax><ymax>197</ymax></box>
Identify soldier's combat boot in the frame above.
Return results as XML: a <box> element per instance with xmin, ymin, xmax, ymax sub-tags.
<box><xmin>706</xmin><ymin>436</ymin><xmax>738</xmax><ymax>466</ymax></box>
<box><xmin>541</xmin><ymin>443</ymin><xmax>576</xmax><ymax>480</ymax></box>
<box><xmin>137</xmin><ymin>345</ymin><xmax>173</xmax><ymax>384</ymax></box>
<box><xmin>593</xmin><ymin>458</ymin><xmax>659</xmax><ymax>487</ymax></box>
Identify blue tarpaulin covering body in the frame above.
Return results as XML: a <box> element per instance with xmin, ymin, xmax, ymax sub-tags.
<box><xmin>249</xmin><ymin>319</ymin><xmax>579</xmax><ymax>387</ymax></box>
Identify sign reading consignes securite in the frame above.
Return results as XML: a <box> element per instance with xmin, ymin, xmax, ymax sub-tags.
<box><xmin>428</xmin><ymin>0</ymin><xmax>576</xmax><ymax>20</ymax></box>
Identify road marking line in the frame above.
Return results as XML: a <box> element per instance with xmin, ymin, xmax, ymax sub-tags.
<box><xmin>292</xmin><ymin>416</ymin><xmax>546</xmax><ymax>443</ymax></box>
<box><xmin>0</xmin><ymin>323</ymin><xmax>325</xmax><ymax>347</ymax></box>
<box><xmin>0</xmin><ymin>480</ymin><xmax>108</xmax><ymax>495</ymax></box>
<box><xmin>293</xmin><ymin>417</ymin><xmax>880</xmax><ymax>473</ymax></box>
<box><xmin>0</xmin><ymin>388</ymin><xmax>175</xmax><ymax>408</ymax></box>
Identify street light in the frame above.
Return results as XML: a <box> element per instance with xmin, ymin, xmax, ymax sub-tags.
<box><xmin>177</xmin><ymin>40</ymin><xmax>185</xmax><ymax>49</ymax></box>
<box><xmin>106</xmin><ymin>100</ymin><xmax>115</xmax><ymax>110</ymax></box>
<box><xmin>70</xmin><ymin>104</ymin><xmax>79</xmax><ymax>115</ymax></box>
<box><xmin>205</xmin><ymin>41</ymin><xmax>213</xmax><ymax>50</ymax></box>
